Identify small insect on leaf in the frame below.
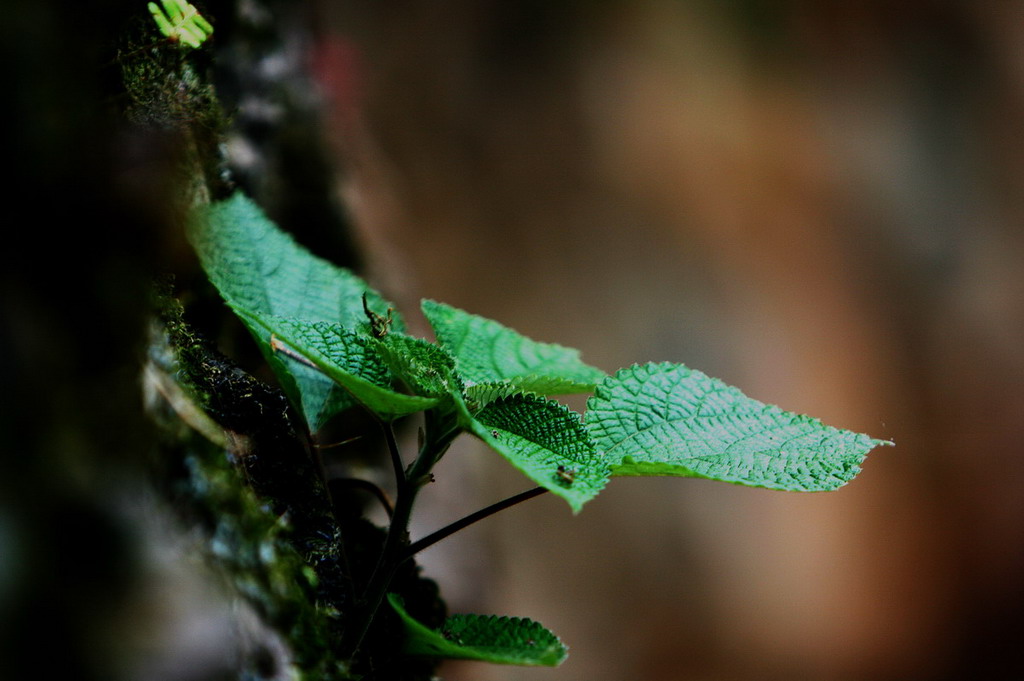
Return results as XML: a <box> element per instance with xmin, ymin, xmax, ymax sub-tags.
<box><xmin>148</xmin><ymin>0</ymin><xmax>214</xmax><ymax>49</ymax></box>
<box><xmin>362</xmin><ymin>292</ymin><xmax>394</xmax><ymax>338</ymax></box>
<box><xmin>554</xmin><ymin>465</ymin><xmax>575</xmax><ymax>487</ymax></box>
<box><xmin>441</xmin><ymin>628</ymin><xmax>464</xmax><ymax>645</ymax></box>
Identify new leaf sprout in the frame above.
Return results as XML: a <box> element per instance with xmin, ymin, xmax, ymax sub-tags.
<box><xmin>148</xmin><ymin>0</ymin><xmax>213</xmax><ymax>49</ymax></box>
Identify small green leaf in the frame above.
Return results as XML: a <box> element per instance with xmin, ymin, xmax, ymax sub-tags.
<box><xmin>149</xmin><ymin>0</ymin><xmax>213</xmax><ymax>49</ymax></box>
<box><xmin>463</xmin><ymin>377</ymin><xmax>608</xmax><ymax>411</ymax></box>
<box><xmin>388</xmin><ymin>594</ymin><xmax>567</xmax><ymax>666</ymax></box>
<box><xmin>421</xmin><ymin>300</ymin><xmax>606</xmax><ymax>395</ymax></box>
<box><xmin>188</xmin><ymin>192</ymin><xmax>403</xmax><ymax>429</ymax></box>
<box><xmin>460</xmin><ymin>393</ymin><xmax>609</xmax><ymax>512</ymax></box>
<box><xmin>586</xmin><ymin>362</ymin><xmax>890</xmax><ymax>491</ymax></box>
<box><xmin>235</xmin><ymin>310</ymin><xmax>437</xmax><ymax>419</ymax></box>
<box><xmin>370</xmin><ymin>332</ymin><xmax>462</xmax><ymax>399</ymax></box>
<box><xmin>463</xmin><ymin>381</ymin><xmax>533</xmax><ymax>410</ymax></box>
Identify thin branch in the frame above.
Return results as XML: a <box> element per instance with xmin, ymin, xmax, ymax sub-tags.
<box><xmin>400</xmin><ymin>486</ymin><xmax>548</xmax><ymax>562</ymax></box>
<box><xmin>314</xmin><ymin>435</ymin><xmax>364</xmax><ymax>450</ymax></box>
<box><xmin>328</xmin><ymin>477</ymin><xmax>394</xmax><ymax>520</ymax></box>
<box><xmin>342</xmin><ymin>418</ymin><xmax>456</xmax><ymax>661</ymax></box>
<box><xmin>380</xmin><ymin>419</ymin><xmax>406</xmax><ymax>486</ymax></box>
<box><xmin>269</xmin><ymin>333</ymin><xmax>320</xmax><ymax>369</ymax></box>
<box><xmin>343</xmin><ymin>450</ymin><xmax>421</xmax><ymax>660</ymax></box>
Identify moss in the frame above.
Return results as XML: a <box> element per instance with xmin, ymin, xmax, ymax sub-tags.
<box><xmin>129</xmin><ymin>4</ymin><xmax>447</xmax><ymax>673</ymax></box>
<box><xmin>150</xmin><ymin>287</ymin><xmax>445</xmax><ymax>680</ymax></box>
<box><xmin>115</xmin><ymin>14</ymin><xmax>231</xmax><ymax>203</ymax></box>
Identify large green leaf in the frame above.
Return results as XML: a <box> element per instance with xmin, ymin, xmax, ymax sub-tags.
<box><xmin>188</xmin><ymin>192</ymin><xmax>402</xmax><ymax>429</ymax></box>
<box><xmin>459</xmin><ymin>393</ymin><xmax>609</xmax><ymax>512</ymax></box>
<box><xmin>586</xmin><ymin>363</ymin><xmax>890</xmax><ymax>491</ymax></box>
<box><xmin>236</xmin><ymin>310</ymin><xmax>437</xmax><ymax>419</ymax></box>
<box><xmin>388</xmin><ymin>594</ymin><xmax>567</xmax><ymax>666</ymax></box>
<box><xmin>421</xmin><ymin>300</ymin><xmax>605</xmax><ymax>395</ymax></box>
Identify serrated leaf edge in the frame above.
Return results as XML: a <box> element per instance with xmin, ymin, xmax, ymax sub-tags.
<box><xmin>421</xmin><ymin>299</ymin><xmax>606</xmax><ymax>391</ymax></box>
<box><xmin>388</xmin><ymin>594</ymin><xmax>568</xmax><ymax>666</ymax></box>
<box><xmin>460</xmin><ymin>394</ymin><xmax>609</xmax><ymax>513</ymax></box>
<box><xmin>586</xmin><ymin>361</ymin><xmax>892</xmax><ymax>490</ymax></box>
<box><xmin>234</xmin><ymin>307</ymin><xmax>439</xmax><ymax>419</ymax></box>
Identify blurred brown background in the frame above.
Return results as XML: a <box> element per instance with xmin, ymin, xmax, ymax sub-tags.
<box><xmin>312</xmin><ymin>1</ymin><xmax>1024</xmax><ymax>679</ymax></box>
<box><xmin>3</xmin><ymin>1</ymin><xmax>1022</xmax><ymax>680</ymax></box>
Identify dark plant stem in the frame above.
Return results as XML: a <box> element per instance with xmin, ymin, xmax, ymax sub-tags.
<box><xmin>328</xmin><ymin>478</ymin><xmax>394</xmax><ymax>519</ymax></box>
<box><xmin>401</xmin><ymin>486</ymin><xmax>547</xmax><ymax>562</ymax></box>
<box><xmin>342</xmin><ymin>409</ymin><xmax>457</xmax><ymax>661</ymax></box>
<box><xmin>381</xmin><ymin>419</ymin><xmax>405</xmax><ymax>486</ymax></box>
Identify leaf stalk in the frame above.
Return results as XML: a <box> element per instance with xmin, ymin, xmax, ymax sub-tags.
<box><xmin>342</xmin><ymin>407</ymin><xmax>458</xmax><ymax>661</ymax></box>
<box><xmin>401</xmin><ymin>486</ymin><xmax>547</xmax><ymax>561</ymax></box>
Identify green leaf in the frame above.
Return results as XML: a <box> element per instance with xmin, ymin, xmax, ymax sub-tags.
<box><xmin>149</xmin><ymin>0</ymin><xmax>214</xmax><ymax>49</ymax></box>
<box><xmin>388</xmin><ymin>594</ymin><xmax>567</xmax><ymax>666</ymax></box>
<box><xmin>236</xmin><ymin>310</ymin><xmax>438</xmax><ymax>419</ymax></box>
<box><xmin>459</xmin><ymin>393</ymin><xmax>609</xmax><ymax>512</ymax></box>
<box><xmin>421</xmin><ymin>300</ymin><xmax>606</xmax><ymax>395</ymax></box>
<box><xmin>463</xmin><ymin>381</ymin><xmax>532</xmax><ymax>410</ymax></box>
<box><xmin>188</xmin><ymin>192</ymin><xmax>403</xmax><ymax>429</ymax></box>
<box><xmin>586</xmin><ymin>362</ymin><xmax>890</xmax><ymax>491</ymax></box>
<box><xmin>370</xmin><ymin>332</ymin><xmax>462</xmax><ymax>399</ymax></box>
